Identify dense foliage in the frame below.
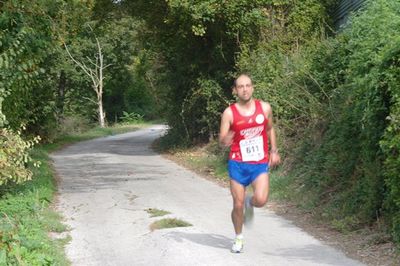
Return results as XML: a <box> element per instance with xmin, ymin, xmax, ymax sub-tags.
<box><xmin>121</xmin><ymin>0</ymin><xmax>335</xmax><ymax>144</ymax></box>
<box><xmin>306</xmin><ymin>0</ymin><xmax>400</xmax><ymax>242</ymax></box>
<box><xmin>239</xmin><ymin>0</ymin><xmax>400</xmax><ymax>243</ymax></box>
<box><xmin>0</xmin><ymin>0</ymin><xmax>60</xmax><ymax>134</ymax></box>
<box><xmin>0</xmin><ymin>0</ymin><xmax>159</xmax><ymax>182</ymax></box>
<box><xmin>0</xmin><ymin>0</ymin><xmax>159</xmax><ymax>133</ymax></box>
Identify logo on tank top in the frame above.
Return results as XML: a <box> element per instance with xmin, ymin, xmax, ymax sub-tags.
<box><xmin>255</xmin><ymin>114</ymin><xmax>265</xmax><ymax>124</ymax></box>
<box><xmin>240</xmin><ymin>125</ymin><xmax>264</xmax><ymax>139</ymax></box>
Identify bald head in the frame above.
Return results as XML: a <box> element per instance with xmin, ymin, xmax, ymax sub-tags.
<box><xmin>232</xmin><ymin>74</ymin><xmax>254</xmax><ymax>103</ymax></box>
<box><xmin>234</xmin><ymin>74</ymin><xmax>253</xmax><ymax>88</ymax></box>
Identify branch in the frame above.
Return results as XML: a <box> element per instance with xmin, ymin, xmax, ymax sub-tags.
<box><xmin>63</xmin><ymin>43</ymin><xmax>92</xmax><ymax>78</ymax></box>
<box><xmin>82</xmin><ymin>96</ymin><xmax>97</xmax><ymax>105</ymax></box>
<box><xmin>96</xmin><ymin>35</ymin><xmax>104</xmax><ymax>94</ymax></box>
<box><xmin>86</xmin><ymin>56</ymin><xmax>98</xmax><ymax>68</ymax></box>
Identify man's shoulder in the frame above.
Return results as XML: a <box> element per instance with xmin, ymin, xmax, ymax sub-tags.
<box><xmin>222</xmin><ymin>105</ymin><xmax>234</xmax><ymax>116</ymax></box>
<box><xmin>256</xmin><ymin>100</ymin><xmax>271</xmax><ymax>111</ymax></box>
<box><xmin>224</xmin><ymin>102</ymin><xmax>237</xmax><ymax>111</ymax></box>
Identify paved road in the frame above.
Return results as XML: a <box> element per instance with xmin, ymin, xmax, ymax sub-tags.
<box><xmin>51</xmin><ymin>125</ymin><xmax>363</xmax><ymax>266</ymax></box>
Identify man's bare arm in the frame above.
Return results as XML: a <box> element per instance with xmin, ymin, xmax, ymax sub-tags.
<box><xmin>219</xmin><ymin>108</ymin><xmax>234</xmax><ymax>147</ymax></box>
<box><xmin>262</xmin><ymin>101</ymin><xmax>281</xmax><ymax>166</ymax></box>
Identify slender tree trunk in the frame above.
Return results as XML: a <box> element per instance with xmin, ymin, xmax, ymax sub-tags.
<box><xmin>97</xmin><ymin>91</ymin><xmax>105</xmax><ymax>128</ymax></box>
<box><xmin>98</xmin><ymin>102</ymin><xmax>105</xmax><ymax>128</ymax></box>
<box><xmin>56</xmin><ymin>70</ymin><xmax>66</xmax><ymax>122</ymax></box>
<box><xmin>98</xmin><ymin>47</ymin><xmax>105</xmax><ymax>128</ymax></box>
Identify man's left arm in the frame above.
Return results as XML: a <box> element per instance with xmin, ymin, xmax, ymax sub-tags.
<box><xmin>262</xmin><ymin>102</ymin><xmax>281</xmax><ymax>167</ymax></box>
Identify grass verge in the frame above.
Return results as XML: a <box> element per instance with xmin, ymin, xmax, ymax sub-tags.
<box><xmin>0</xmin><ymin>147</ymin><xmax>69</xmax><ymax>265</ymax></box>
<box><xmin>0</xmin><ymin>122</ymin><xmax>151</xmax><ymax>265</ymax></box>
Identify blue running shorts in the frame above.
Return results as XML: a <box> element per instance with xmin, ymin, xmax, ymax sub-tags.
<box><xmin>228</xmin><ymin>160</ymin><xmax>269</xmax><ymax>187</ymax></box>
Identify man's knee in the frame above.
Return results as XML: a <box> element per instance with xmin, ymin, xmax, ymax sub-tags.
<box><xmin>233</xmin><ymin>200</ymin><xmax>244</xmax><ymax>211</ymax></box>
<box><xmin>253</xmin><ymin>194</ymin><xmax>269</xmax><ymax>207</ymax></box>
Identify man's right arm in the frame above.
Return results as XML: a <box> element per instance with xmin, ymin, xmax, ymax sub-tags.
<box><xmin>219</xmin><ymin>108</ymin><xmax>234</xmax><ymax>147</ymax></box>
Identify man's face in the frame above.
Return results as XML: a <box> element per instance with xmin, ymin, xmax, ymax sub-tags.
<box><xmin>234</xmin><ymin>76</ymin><xmax>253</xmax><ymax>103</ymax></box>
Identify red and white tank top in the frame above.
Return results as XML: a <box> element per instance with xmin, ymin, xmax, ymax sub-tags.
<box><xmin>229</xmin><ymin>100</ymin><xmax>269</xmax><ymax>163</ymax></box>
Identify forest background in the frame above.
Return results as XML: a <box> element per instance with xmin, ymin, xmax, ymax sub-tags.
<box><xmin>1</xmin><ymin>0</ymin><xmax>400</xmax><ymax>264</ymax></box>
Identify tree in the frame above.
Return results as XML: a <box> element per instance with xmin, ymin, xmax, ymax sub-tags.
<box><xmin>95</xmin><ymin>17</ymin><xmax>161</xmax><ymax>122</ymax></box>
<box><xmin>64</xmin><ymin>26</ymin><xmax>110</xmax><ymax>128</ymax></box>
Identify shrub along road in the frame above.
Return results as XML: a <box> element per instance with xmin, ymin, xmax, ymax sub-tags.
<box><xmin>51</xmin><ymin>125</ymin><xmax>363</xmax><ymax>265</ymax></box>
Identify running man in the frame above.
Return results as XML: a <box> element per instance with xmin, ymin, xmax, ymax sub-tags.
<box><xmin>219</xmin><ymin>74</ymin><xmax>281</xmax><ymax>253</ymax></box>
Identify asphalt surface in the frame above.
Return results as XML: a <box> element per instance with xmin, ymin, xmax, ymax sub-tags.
<box><xmin>51</xmin><ymin>125</ymin><xmax>364</xmax><ymax>266</ymax></box>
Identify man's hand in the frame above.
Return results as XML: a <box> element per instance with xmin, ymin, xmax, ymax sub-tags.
<box><xmin>269</xmin><ymin>150</ymin><xmax>281</xmax><ymax>167</ymax></box>
<box><xmin>220</xmin><ymin>131</ymin><xmax>235</xmax><ymax>147</ymax></box>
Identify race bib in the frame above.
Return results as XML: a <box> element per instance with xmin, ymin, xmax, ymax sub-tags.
<box><xmin>239</xmin><ymin>136</ymin><xmax>264</xmax><ymax>162</ymax></box>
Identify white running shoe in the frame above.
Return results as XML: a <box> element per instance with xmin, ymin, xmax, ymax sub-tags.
<box><xmin>231</xmin><ymin>237</ymin><xmax>243</xmax><ymax>253</ymax></box>
<box><xmin>244</xmin><ymin>195</ymin><xmax>254</xmax><ymax>225</ymax></box>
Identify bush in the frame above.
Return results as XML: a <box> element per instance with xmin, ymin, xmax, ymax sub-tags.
<box><xmin>236</xmin><ymin>0</ymin><xmax>400</xmax><ymax>245</ymax></box>
<box><xmin>380</xmin><ymin>37</ymin><xmax>400</xmax><ymax>243</ymax></box>
<box><xmin>181</xmin><ymin>78</ymin><xmax>230</xmax><ymax>143</ymax></box>
<box><xmin>0</xmin><ymin>128</ymin><xmax>40</xmax><ymax>186</ymax></box>
<box><xmin>120</xmin><ymin>111</ymin><xmax>144</xmax><ymax>124</ymax></box>
<box><xmin>284</xmin><ymin>0</ymin><xmax>400</xmax><ymax>242</ymax></box>
<box><xmin>57</xmin><ymin>115</ymin><xmax>92</xmax><ymax>136</ymax></box>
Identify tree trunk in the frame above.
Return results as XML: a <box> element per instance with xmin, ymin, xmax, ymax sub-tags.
<box><xmin>98</xmin><ymin>103</ymin><xmax>105</xmax><ymax>128</ymax></box>
<box><xmin>56</xmin><ymin>70</ymin><xmax>66</xmax><ymax>122</ymax></box>
<box><xmin>97</xmin><ymin>90</ymin><xmax>105</xmax><ymax>128</ymax></box>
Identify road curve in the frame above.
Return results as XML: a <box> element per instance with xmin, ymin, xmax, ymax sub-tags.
<box><xmin>51</xmin><ymin>125</ymin><xmax>363</xmax><ymax>266</ymax></box>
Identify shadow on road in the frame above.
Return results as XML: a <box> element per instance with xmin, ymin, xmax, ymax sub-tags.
<box><xmin>166</xmin><ymin>232</ymin><xmax>232</xmax><ymax>250</ymax></box>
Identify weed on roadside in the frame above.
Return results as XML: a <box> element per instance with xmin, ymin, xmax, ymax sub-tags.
<box><xmin>150</xmin><ymin>218</ymin><xmax>192</xmax><ymax>231</ymax></box>
<box><xmin>146</xmin><ymin>208</ymin><xmax>171</xmax><ymax>217</ymax></box>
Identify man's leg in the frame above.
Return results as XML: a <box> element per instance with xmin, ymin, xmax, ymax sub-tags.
<box><xmin>230</xmin><ymin>179</ymin><xmax>246</xmax><ymax>234</ymax></box>
<box><xmin>230</xmin><ymin>179</ymin><xmax>246</xmax><ymax>253</ymax></box>
<box><xmin>250</xmin><ymin>173</ymin><xmax>270</xmax><ymax>207</ymax></box>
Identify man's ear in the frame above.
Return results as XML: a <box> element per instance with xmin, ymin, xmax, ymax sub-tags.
<box><xmin>232</xmin><ymin>87</ymin><xmax>237</xmax><ymax>95</ymax></box>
